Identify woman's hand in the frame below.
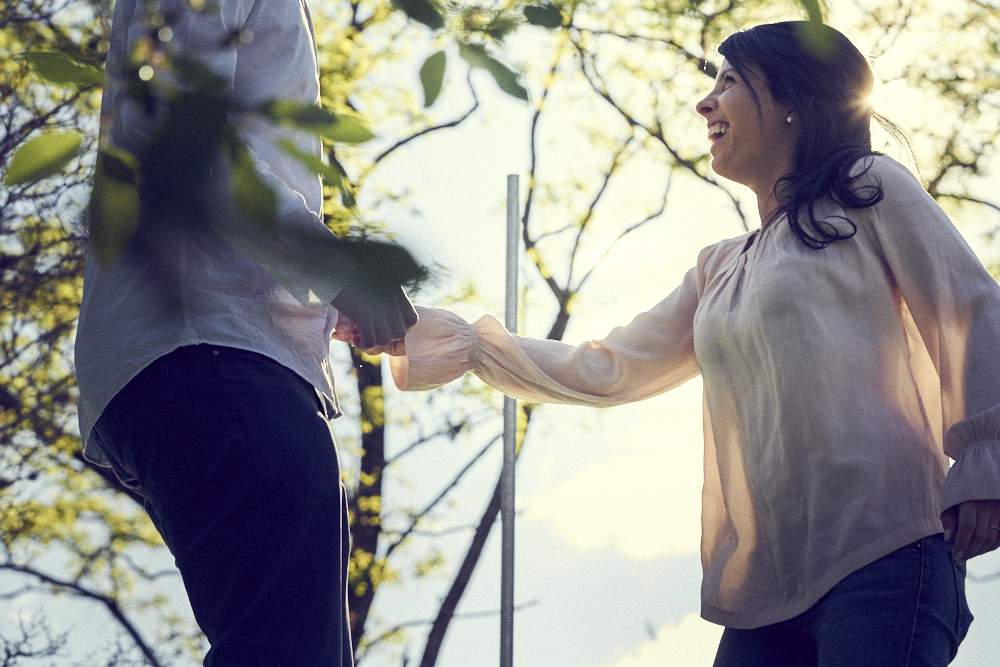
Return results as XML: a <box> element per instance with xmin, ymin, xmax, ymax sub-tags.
<box><xmin>364</xmin><ymin>339</ymin><xmax>406</xmax><ymax>356</ymax></box>
<box><xmin>332</xmin><ymin>311</ymin><xmax>361</xmax><ymax>346</ymax></box>
<box><xmin>942</xmin><ymin>498</ymin><xmax>1000</xmax><ymax>562</ymax></box>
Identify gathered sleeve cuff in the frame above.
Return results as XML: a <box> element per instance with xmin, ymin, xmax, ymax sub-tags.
<box><xmin>388</xmin><ymin>307</ymin><xmax>480</xmax><ymax>392</ymax></box>
<box><xmin>390</xmin><ymin>264</ymin><xmax>703</xmax><ymax>405</ymax></box>
<box><xmin>941</xmin><ymin>412</ymin><xmax>1000</xmax><ymax>511</ymax></box>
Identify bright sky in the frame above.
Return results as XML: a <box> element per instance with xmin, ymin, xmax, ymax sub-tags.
<box><xmin>355</xmin><ymin>2</ymin><xmax>1000</xmax><ymax>666</ymax></box>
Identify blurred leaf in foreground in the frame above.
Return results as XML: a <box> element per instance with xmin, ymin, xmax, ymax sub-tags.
<box><xmin>277</xmin><ymin>138</ymin><xmax>356</xmax><ymax>209</ymax></box>
<box><xmin>259</xmin><ymin>100</ymin><xmax>375</xmax><ymax>144</ymax></box>
<box><xmin>4</xmin><ymin>130</ymin><xmax>84</xmax><ymax>186</ymax></box>
<box><xmin>230</xmin><ymin>144</ymin><xmax>279</xmax><ymax>228</ymax></box>
<box><xmin>88</xmin><ymin>149</ymin><xmax>141</xmax><ymax>267</ymax></box>
<box><xmin>25</xmin><ymin>50</ymin><xmax>104</xmax><ymax>87</ymax></box>
<box><xmin>420</xmin><ymin>51</ymin><xmax>446</xmax><ymax>107</ymax></box>
<box><xmin>458</xmin><ymin>42</ymin><xmax>528</xmax><ymax>100</ymax></box>
<box><xmin>523</xmin><ymin>4</ymin><xmax>563</xmax><ymax>28</ymax></box>
<box><xmin>391</xmin><ymin>0</ymin><xmax>445</xmax><ymax>30</ymax></box>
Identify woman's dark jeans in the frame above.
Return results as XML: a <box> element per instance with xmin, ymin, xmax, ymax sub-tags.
<box><xmin>92</xmin><ymin>344</ymin><xmax>353</xmax><ymax>667</ymax></box>
<box><xmin>713</xmin><ymin>534</ymin><xmax>973</xmax><ymax>667</ymax></box>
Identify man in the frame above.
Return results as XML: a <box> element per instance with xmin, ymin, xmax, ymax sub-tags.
<box><xmin>75</xmin><ymin>1</ymin><xmax>414</xmax><ymax>664</ymax></box>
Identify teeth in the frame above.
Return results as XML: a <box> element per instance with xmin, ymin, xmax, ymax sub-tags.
<box><xmin>708</xmin><ymin>123</ymin><xmax>729</xmax><ymax>140</ymax></box>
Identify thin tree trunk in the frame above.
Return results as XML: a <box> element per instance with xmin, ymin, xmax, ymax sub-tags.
<box><xmin>348</xmin><ymin>347</ymin><xmax>386</xmax><ymax>650</ymax></box>
<box><xmin>418</xmin><ymin>473</ymin><xmax>503</xmax><ymax>667</ymax></box>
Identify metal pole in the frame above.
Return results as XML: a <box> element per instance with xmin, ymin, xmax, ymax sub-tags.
<box><xmin>500</xmin><ymin>174</ymin><xmax>519</xmax><ymax>667</ymax></box>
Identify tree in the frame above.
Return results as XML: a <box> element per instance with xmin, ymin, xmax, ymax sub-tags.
<box><xmin>3</xmin><ymin>0</ymin><xmax>1000</xmax><ymax>666</ymax></box>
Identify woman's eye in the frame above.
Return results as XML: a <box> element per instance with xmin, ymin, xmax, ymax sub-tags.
<box><xmin>723</xmin><ymin>74</ymin><xmax>737</xmax><ymax>86</ymax></box>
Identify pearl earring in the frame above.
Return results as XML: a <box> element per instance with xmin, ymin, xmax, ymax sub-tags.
<box><xmin>786</xmin><ymin>115</ymin><xmax>793</xmax><ymax>124</ymax></box>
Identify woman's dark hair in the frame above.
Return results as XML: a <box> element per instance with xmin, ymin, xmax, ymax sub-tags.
<box><xmin>718</xmin><ymin>21</ymin><xmax>906</xmax><ymax>248</ymax></box>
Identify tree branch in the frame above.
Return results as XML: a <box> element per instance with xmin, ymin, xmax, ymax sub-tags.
<box><xmin>0</xmin><ymin>563</ymin><xmax>162</xmax><ymax>667</ymax></box>
<box><xmin>385</xmin><ymin>434</ymin><xmax>500</xmax><ymax>560</ymax></box>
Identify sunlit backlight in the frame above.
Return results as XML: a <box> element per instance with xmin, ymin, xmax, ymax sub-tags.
<box><xmin>138</xmin><ymin>65</ymin><xmax>154</xmax><ymax>81</ymax></box>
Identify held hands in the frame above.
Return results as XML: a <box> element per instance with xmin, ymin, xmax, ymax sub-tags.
<box><xmin>941</xmin><ymin>498</ymin><xmax>1000</xmax><ymax>562</ymax></box>
<box><xmin>329</xmin><ymin>238</ymin><xmax>424</xmax><ymax>350</ymax></box>
<box><xmin>332</xmin><ymin>308</ymin><xmax>408</xmax><ymax>355</ymax></box>
<box><xmin>331</xmin><ymin>283</ymin><xmax>416</xmax><ymax>350</ymax></box>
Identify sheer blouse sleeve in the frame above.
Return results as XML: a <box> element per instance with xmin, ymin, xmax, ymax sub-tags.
<box><xmin>388</xmin><ymin>261</ymin><xmax>704</xmax><ymax>407</ymax></box>
<box><xmin>859</xmin><ymin>156</ymin><xmax>1000</xmax><ymax>510</ymax></box>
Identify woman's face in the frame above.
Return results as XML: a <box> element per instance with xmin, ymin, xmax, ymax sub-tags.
<box><xmin>695</xmin><ymin>59</ymin><xmax>798</xmax><ymax>197</ymax></box>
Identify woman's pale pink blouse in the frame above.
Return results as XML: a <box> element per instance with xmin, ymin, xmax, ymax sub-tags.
<box><xmin>389</xmin><ymin>156</ymin><xmax>1000</xmax><ymax>628</ymax></box>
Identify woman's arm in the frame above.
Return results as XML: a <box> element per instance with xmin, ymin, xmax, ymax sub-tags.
<box><xmin>860</xmin><ymin>155</ymin><xmax>1000</xmax><ymax>560</ymax></box>
<box><xmin>382</xmin><ymin>263</ymin><xmax>703</xmax><ymax>407</ymax></box>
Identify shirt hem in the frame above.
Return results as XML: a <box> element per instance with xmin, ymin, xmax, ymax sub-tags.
<box><xmin>700</xmin><ymin>519</ymin><xmax>944</xmax><ymax>629</ymax></box>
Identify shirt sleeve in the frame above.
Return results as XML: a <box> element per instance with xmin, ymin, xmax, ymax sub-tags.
<box><xmin>388</xmin><ymin>264</ymin><xmax>703</xmax><ymax>406</ymax></box>
<box><xmin>103</xmin><ymin>0</ymin><xmax>352</xmax><ymax>307</ymax></box>
<box><xmin>859</xmin><ymin>156</ymin><xmax>1000</xmax><ymax>510</ymax></box>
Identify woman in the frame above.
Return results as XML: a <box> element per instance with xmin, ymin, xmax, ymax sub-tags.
<box><xmin>344</xmin><ymin>21</ymin><xmax>1000</xmax><ymax>665</ymax></box>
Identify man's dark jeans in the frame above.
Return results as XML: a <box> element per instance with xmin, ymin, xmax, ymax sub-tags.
<box><xmin>93</xmin><ymin>344</ymin><xmax>353</xmax><ymax>667</ymax></box>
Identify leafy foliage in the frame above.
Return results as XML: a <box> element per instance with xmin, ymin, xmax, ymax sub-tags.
<box><xmin>2</xmin><ymin>1</ymin><xmax>999</xmax><ymax>667</ymax></box>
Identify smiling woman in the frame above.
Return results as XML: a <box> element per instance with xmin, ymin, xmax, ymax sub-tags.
<box><xmin>699</xmin><ymin>23</ymin><xmax>900</xmax><ymax>248</ymax></box>
<box><xmin>696</xmin><ymin>61</ymin><xmax>798</xmax><ymax>210</ymax></box>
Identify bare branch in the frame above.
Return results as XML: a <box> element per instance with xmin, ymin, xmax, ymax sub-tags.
<box><xmin>576</xmin><ymin>172</ymin><xmax>672</xmax><ymax>293</ymax></box>
<box><xmin>570</xmin><ymin>26</ymin><xmax>716</xmax><ymax>78</ymax></box>
<box><xmin>0</xmin><ymin>563</ymin><xmax>163</xmax><ymax>667</ymax></box>
<box><xmin>364</xmin><ymin>599</ymin><xmax>539</xmax><ymax>649</ymax></box>
<box><xmin>569</xmin><ymin>36</ymin><xmax>750</xmax><ymax>231</ymax></box>
<box><xmin>386</xmin><ymin>418</ymin><xmax>477</xmax><ymax>465</ymax></box>
<box><xmin>356</xmin><ymin>71</ymin><xmax>482</xmax><ymax>187</ymax></box>
<box><xmin>385</xmin><ymin>434</ymin><xmax>500</xmax><ymax>559</ymax></box>
<box><xmin>565</xmin><ymin>135</ymin><xmax>635</xmax><ymax>288</ymax></box>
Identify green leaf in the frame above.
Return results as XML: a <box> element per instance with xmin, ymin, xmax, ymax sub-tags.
<box><xmin>341</xmin><ymin>239</ymin><xmax>428</xmax><ymax>289</ymax></box>
<box><xmin>458</xmin><ymin>43</ymin><xmax>528</xmax><ymax>101</ymax></box>
<box><xmin>276</xmin><ymin>139</ymin><xmax>345</xmax><ymax>185</ymax></box>
<box><xmin>391</xmin><ymin>0</ymin><xmax>445</xmax><ymax>30</ymax></box>
<box><xmin>4</xmin><ymin>131</ymin><xmax>84</xmax><ymax>186</ymax></box>
<box><xmin>259</xmin><ymin>99</ymin><xmax>337</xmax><ymax>125</ymax></box>
<box><xmin>794</xmin><ymin>18</ymin><xmax>835</xmax><ymax>58</ymax></box>
<box><xmin>258</xmin><ymin>101</ymin><xmax>375</xmax><ymax>144</ymax></box>
<box><xmin>230</xmin><ymin>145</ymin><xmax>278</xmax><ymax>228</ymax></box>
<box><xmin>420</xmin><ymin>51</ymin><xmax>447</xmax><ymax>107</ymax></box>
<box><xmin>25</xmin><ymin>50</ymin><xmax>104</xmax><ymax>87</ymax></box>
<box><xmin>276</xmin><ymin>139</ymin><xmax>358</xmax><ymax>209</ymax></box>
<box><xmin>798</xmin><ymin>0</ymin><xmax>826</xmax><ymax>23</ymax></box>
<box><xmin>88</xmin><ymin>150</ymin><xmax>141</xmax><ymax>267</ymax></box>
<box><xmin>322</xmin><ymin>116</ymin><xmax>376</xmax><ymax>144</ymax></box>
<box><xmin>97</xmin><ymin>147</ymin><xmax>141</xmax><ymax>185</ymax></box>
<box><xmin>524</xmin><ymin>4</ymin><xmax>563</xmax><ymax>28</ymax></box>
<box><xmin>172</xmin><ymin>55</ymin><xmax>228</xmax><ymax>93</ymax></box>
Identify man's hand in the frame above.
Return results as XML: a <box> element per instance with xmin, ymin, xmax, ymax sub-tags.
<box><xmin>942</xmin><ymin>498</ymin><xmax>1000</xmax><ymax>562</ymax></box>
<box><xmin>331</xmin><ymin>283</ymin><xmax>417</xmax><ymax>350</ymax></box>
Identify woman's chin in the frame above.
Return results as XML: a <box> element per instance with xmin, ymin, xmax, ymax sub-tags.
<box><xmin>709</xmin><ymin>154</ymin><xmax>730</xmax><ymax>180</ymax></box>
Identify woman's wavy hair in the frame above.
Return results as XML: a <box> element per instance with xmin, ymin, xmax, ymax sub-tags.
<box><xmin>718</xmin><ymin>21</ymin><xmax>906</xmax><ymax>248</ymax></box>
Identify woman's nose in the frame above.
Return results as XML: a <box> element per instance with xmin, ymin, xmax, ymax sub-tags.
<box><xmin>696</xmin><ymin>95</ymin><xmax>715</xmax><ymax>118</ymax></box>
